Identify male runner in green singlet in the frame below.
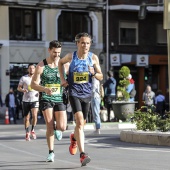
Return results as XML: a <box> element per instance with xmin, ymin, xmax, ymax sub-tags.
<box><xmin>31</xmin><ymin>40</ymin><xmax>69</xmax><ymax>162</ymax></box>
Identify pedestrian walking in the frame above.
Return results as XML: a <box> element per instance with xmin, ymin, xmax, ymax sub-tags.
<box><xmin>58</xmin><ymin>32</ymin><xmax>103</xmax><ymax>166</ymax></box>
<box><xmin>17</xmin><ymin>64</ymin><xmax>39</xmax><ymax>141</ymax></box>
<box><xmin>103</xmin><ymin>71</ymin><xmax>116</xmax><ymax>122</ymax></box>
<box><xmin>31</xmin><ymin>40</ymin><xmax>69</xmax><ymax>162</ymax></box>
<box><xmin>91</xmin><ymin>77</ymin><xmax>101</xmax><ymax>134</ymax></box>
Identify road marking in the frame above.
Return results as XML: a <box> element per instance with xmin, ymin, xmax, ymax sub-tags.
<box><xmin>86</xmin><ymin>137</ymin><xmax>170</xmax><ymax>153</ymax></box>
<box><xmin>0</xmin><ymin>142</ymin><xmax>112</xmax><ymax>170</ymax></box>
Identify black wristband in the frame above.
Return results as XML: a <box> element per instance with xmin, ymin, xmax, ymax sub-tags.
<box><xmin>92</xmin><ymin>72</ymin><xmax>96</xmax><ymax>77</ymax></box>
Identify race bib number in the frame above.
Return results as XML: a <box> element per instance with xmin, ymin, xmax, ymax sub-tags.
<box><xmin>28</xmin><ymin>85</ymin><xmax>34</xmax><ymax>91</ymax></box>
<box><xmin>45</xmin><ymin>84</ymin><xmax>60</xmax><ymax>95</ymax></box>
<box><xmin>73</xmin><ymin>72</ymin><xmax>89</xmax><ymax>84</ymax></box>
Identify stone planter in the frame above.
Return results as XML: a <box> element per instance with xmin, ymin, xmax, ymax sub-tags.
<box><xmin>112</xmin><ymin>101</ymin><xmax>137</xmax><ymax>121</ymax></box>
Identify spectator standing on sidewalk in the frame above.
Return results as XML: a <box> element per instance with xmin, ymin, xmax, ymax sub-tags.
<box><xmin>155</xmin><ymin>89</ymin><xmax>165</xmax><ymax>119</ymax></box>
<box><xmin>91</xmin><ymin>77</ymin><xmax>101</xmax><ymax>134</ymax></box>
<box><xmin>5</xmin><ymin>88</ymin><xmax>18</xmax><ymax>124</ymax></box>
<box><xmin>142</xmin><ymin>85</ymin><xmax>155</xmax><ymax>106</ymax></box>
<box><xmin>0</xmin><ymin>93</ymin><xmax>3</xmax><ymax>107</ymax></box>
<box><xmin>17</xmin><ymin>64</ymin><xmax>39</xmax><ymax>141</ymax></box>
<box><xmin>165</xmin><ymin>88</ymin><xmax>169</xmax><ymax>111</ymax></box>
<box><xmin>103</xmin><ymin>71</ymin><xmax>116</xmax><ymax>122</ymax></box>
<box><xmin>126</xmin><ymin>74</ymin><xmax>136</xmax><ymax>102</ymax></box>
<box><xmin>58</xmin><ymin>32</ymin><xmax>103</xmax><ymax>166</ymax></box>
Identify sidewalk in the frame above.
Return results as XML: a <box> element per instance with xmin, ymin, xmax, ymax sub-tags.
<box><xmin>0</xmin><ymin>114</ymin><xmax>136</xmax><ymax>131</ymax></box>
<box><xmin>0</xmin><ymin>105</ymin><xmax>137</xmax><ymax>130</ymax></box>
<box><xmin>67</xmin><ymin>121</ymin><xmax>136</xmax><ymax>130</ymax></box>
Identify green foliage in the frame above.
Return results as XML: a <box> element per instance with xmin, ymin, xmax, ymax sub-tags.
<box><xmin>132</xmin><ymin>105</ymin><xmax>170</xmax><ymax>132</ymax></box>
<box><xmin>157</xmin><ymin>112</ymin><xmax>170</xmax><ymax>132</ymax></box>
<box><xmin>117</xmin><ymin>66</ymin><xmax>130</xmax><ymax>101</ymax></box>
<box><xmin>119</xmin><ymin>66</ymin><xmax>130</xmax><ymax>79</ymax></box>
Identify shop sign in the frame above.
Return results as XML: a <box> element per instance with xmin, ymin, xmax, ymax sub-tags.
<box><xmin>110</xmin><ymin>54</ymin><xmax>121</xmax><ymax>66</ymax></box>
<box><xmin>136</xmin><ymin>54</ymin><xmax>149</xmax><ymax>66</ymax></box>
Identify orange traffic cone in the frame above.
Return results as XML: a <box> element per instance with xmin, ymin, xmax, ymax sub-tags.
<box><xmin>5</xmin><ymin>109</ymin><xmax>9</xmax><ymax>124</ymax></box>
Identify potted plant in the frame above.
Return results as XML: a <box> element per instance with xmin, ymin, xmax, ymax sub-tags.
<box><xmin>116</xmin><ymin>66</ymin><xmax>130</xmax><ymax>101</ymax></box>
<box><xmin>112</xmin><ymin>66</ymin><xmax>137</xmax><ymax>121</ymax></box>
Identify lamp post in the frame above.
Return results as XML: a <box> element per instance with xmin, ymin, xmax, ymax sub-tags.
<box><xmin>164</xmin><ymin>0</ymin><xmax>170</xmax><ymax>110</ymax></box>
<box><xmin>138</xmin><ymin>2</ymin><xmax>163</xmax><ymax>20</ymax></box>
<box><xmin>106</xmin><ymin>0</ymin><xmax>109</xmax><ymax>72</ymax></box>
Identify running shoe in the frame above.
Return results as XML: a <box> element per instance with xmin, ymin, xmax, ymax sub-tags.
<box><xmin>80</xmin><ymin>153</ymin><xmax>91</xmax><ymax>166</ymax></box>
<box><xmin>46</xmin><ymin>152</ymin><xmax>55</xmax><ymax>162</ymax></box>
<box><xmin>69</xmin><ymin>133</ymin><xmax>77</xmax><ymax>155</ymax></box>
<box><xmin>25</xmin><ymin>132</ymin><xmax>30</xmax><ymax>141</ymax></box>
<box><xmin>31</xmin><ymin>131</ymin><xmax>37</xmax><ymax>139</ymax></box>
<box><xmin>54</xmin><ymin>130</ymin><xmax>62</xmax><ymax>141</ymax></box>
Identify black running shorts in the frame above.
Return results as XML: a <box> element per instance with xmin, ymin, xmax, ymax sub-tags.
<box><xmin>69</xmin><ymin>96</ymin><xmax>91</xmax><ymax>120</ymax></box>
<box><xmin>22</xmin><ymin>101</ymin><xmax>39</xmax><ymax>116</ymax></box>
<box><xmin>39</xmin><ymin>100</ymin><xmax>66</xmax><ymax>112</ymax></box>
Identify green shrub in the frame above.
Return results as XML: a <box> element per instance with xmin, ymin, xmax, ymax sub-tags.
<box><xmin>117</xmin><ymin>66</ymin><xmax>130</xmax><ymax>101</ymax></box>
<box><xmin>132</xmin><ymin>105</ymin><xmax>170</xmax><ymax>132</ymax></box>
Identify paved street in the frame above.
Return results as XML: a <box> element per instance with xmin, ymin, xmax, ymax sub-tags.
<box><xmin>0</xmin><ymin>119</ymin><xmax>170</xmax><ymax>170</ymax></box>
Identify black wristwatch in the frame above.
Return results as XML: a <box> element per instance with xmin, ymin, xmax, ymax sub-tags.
<box><xmin>92</xmin><ymin>72</ymin><xmax>96</xmax><ymax>77</ymax></box>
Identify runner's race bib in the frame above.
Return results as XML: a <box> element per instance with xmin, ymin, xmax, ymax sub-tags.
<box><xmin>73</xmin><ymin>72</ymin><xmax>89</xmax><ymax>84</ymax></box>
<box><xmin>45</xmin><ymin>84</ymin><xmax>60</xmax><ymax>95</ymax></box>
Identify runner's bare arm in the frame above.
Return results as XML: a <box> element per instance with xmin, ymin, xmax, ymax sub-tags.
<box><xmin>17</xmin><ymin>83</ymin><xmax>27</xmax><ymax>93</ymax></box>
<box><xmin>31</xmin><ymin>61</ymin><xmax>45</xmax><ymax>92</ymax></box>
<box><xmin>58</xmin><ymin>53</ymin><xmax>72</xmax><ymax>87</ymax></box>
<box><xmin>92</xmin><ymin>54</ymin><xmax>103</xmax><ymax>81</ymax></box>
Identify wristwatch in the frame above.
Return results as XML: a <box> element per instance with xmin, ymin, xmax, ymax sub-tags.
<box><xmin>92</xmin><ymin>72</ymin><xmax>96</xmax><ymax>77</ymax></box>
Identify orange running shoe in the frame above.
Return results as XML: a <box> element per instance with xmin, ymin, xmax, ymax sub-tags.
<box><xmin>31</xmin><ymin>131</ymin><xmax>36</xmax><ymax>139</ymax></box>
<box><xmin>69</xmin><ymin>133</ymin><xmax>77</xmax><ymax>155</ymax></box>
<box><xmin>80</xmin><ymin>153</ymin><xmax>91</xmax><ymax>166</ymax></box>
<box><xmin>25</xmin><ymin>132</ymin><xmax>30</xmax><ymax>141</ymax></box>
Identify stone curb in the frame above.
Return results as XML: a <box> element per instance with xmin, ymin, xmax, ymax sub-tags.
<box><xmin>120</xmin><ymin>130</ymin><xmax>170</xmax><ymax>146</ymax></box>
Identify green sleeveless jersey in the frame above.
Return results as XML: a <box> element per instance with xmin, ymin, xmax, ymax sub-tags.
<box><xmin>41</xmin><ymin>64</ymin><xmax>64</xmax><ymax>102</ymax></box>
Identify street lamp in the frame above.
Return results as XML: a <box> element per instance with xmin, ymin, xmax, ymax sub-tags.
<box><xmin>164</xmin><ymin>0</ymin><xmax>170</xmax><ymax>110</ymax></box>
<box><xmin>138</xmin><ymin>1</ymin><xmax>163</xmax><ymax>20</ymax></box>
<box><xmin>138</xmin><ymin>2</ymin><xmax>147</xmax><ymax>20</ymax></box>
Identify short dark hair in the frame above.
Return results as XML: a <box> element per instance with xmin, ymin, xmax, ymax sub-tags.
<box><xmin>75</xmin><ymin>32</ymin><xmax>92</xmax><ymax>43</ymax></box>
<box><xmin>107</xmin><ymin>71</ymin><xmax>113</xmax><ymax>77</ymax></box>
<box><xmin>28</xmin><ymin>63</ymin><xmax>36</xmax><ymax>68</ymax></box>
<box><xmin>49</xmin><ymin>40</ymin><xmax>62</xmax><ymax>49</ymax></box>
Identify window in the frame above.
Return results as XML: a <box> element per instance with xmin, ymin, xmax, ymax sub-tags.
<box><xmin>9</xmin><ymin>8</ymin><xmax>42</xmax><ymax>41</ymax></box>
<box><xmin>157</xmin><ymin>23</ymin><xmax>167</xmax><ymax>45</ymax></box>
<box><xmin>119</xmin><ymin>21</ymin><xmax>138</xmax><ymax>45</ymax></box>
<box><xmin>58</xmin><ymin>11</ymin><xmax>92</xmax><ymax>42</ymax></box>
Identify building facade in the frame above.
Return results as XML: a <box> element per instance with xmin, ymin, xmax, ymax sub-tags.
<box><xmin>0</xmin><ymin>0</ymin><xmax>167</xmax><ymax>108</ymax></box>
<box><xmin>0</xmin><ymin>0</ymin><xmax>105</xmax><ymax>101</ymax></box>
<box><xmin>104</xmin><ymin>0</ymin><xmax>167</xmax><ymax>107</ymax></box>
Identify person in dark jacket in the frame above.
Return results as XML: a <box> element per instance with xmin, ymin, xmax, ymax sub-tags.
<box><xmin>0</xmin><ymin>93</ymin><xmax>3</xmax><ymax>107</ymax></box>
<box><xmin>103</xmin><ymin>71</ymin><xmax>116</xmax><ymax>122</ymax></box>
<box><xmin>5</xmin><ymin>88</ymin><xmax>18</xmax><ymax>124</ymax></box>
<box><xmin>155</xmin><ymin>89</ymin><xmax>165</xmax><ymax>119</ymax></box>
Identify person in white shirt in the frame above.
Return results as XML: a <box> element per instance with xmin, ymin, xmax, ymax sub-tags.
<box><xmin>17</xmin><ymin>64</ymin><xmax>39</xmax><ymax>141</ymax></box>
